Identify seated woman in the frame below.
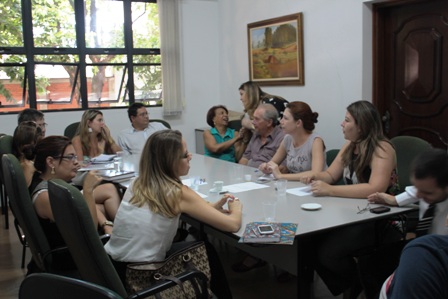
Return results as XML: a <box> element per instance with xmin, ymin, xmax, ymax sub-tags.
<box><xmin>301</xmin><ymin>100</ymin><xmax>400</xmax><ymax>297</ymax></box>
<box><xmin>72</xmin><ymin>109</ymin><xmax>122</xmax><ymax>162</ymax></box>
<box><xmin>105</xmin><ymin>130</ymin><xmax>242</xmax><ymax>298</ymax></box>
<box><xmin>12</xmin><ymin>121</ymin><xmax>43</xmax><ymax>187</ymax></box>
<box><xmin>203</xmin><ymin>105</ymin><xmax>244</xmax><ymax>162</ymax></box>
<box><xmin>258</xmin><ymin>101</ymin><xmax>326</xmax><ymax>179</ymax></box>
<box><xmin>28</xmin><ymin>136</ymin><xmax>106</xmax><ymax>273</ymax></box>
<box><xmin>71</xmin><ymin>109</ymin><xmax>121</xmax><ymax>220</ymax></box>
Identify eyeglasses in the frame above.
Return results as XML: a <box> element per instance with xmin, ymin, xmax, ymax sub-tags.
<box><xmin>54</xmin><ymin>154</ymin><xmax>78</xmax><ymax>162</ymax></box>
<box><xmin>137</xmin><ymin>112</ymin><xmax>149</xmax><ymax>117</ymax></box>
<box><xmin>182</xmin><ymin>151</ymin><xmax>190</xmax><ymax>159</ymax></box>
<box><xmin>37</xmin><ymin>122</ymin><xmax>48</xmax><ymax>128</ymax></box>
<box><xmin>357</xmin><ymin>203</ymin><xmax>370</xmax><ymax>214</ymax></box>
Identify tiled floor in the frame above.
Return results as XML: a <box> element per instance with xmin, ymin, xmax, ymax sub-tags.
<box><xmin>0</xmin><ymin>210</ymin><xmax>350</xmax><ymax>299</ymax></box>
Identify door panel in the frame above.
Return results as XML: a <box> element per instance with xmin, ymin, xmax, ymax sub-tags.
<box><xmin>375</xmin><ymin>0</ymin><xmax>448</xmax><ymax>149</ymax></box>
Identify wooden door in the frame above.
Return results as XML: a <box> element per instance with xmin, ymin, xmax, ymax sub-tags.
<box><xmin>374</xmin><ymin>0</ymin><xmax>448</xmax><ymax>149</ymax></box>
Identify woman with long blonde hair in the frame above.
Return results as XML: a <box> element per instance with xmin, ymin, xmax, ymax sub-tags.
<box><xmin>105</xmin><ymin>130</ymin><xmax>242</xmax><ymax>298</ymax></box>
<box><xmin>72</xmin><ymin>109</ymin><xmax>121</xmax><ymax>162</ymax></box>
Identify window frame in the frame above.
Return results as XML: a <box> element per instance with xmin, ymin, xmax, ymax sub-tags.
<box><xmin>0</xmin><ymin>0</ymin><xmax>160</xmax><ymax>112</ymax></box>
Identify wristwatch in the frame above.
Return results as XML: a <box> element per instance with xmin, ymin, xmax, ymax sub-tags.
<box><xmin>101</xmin><ymin>220</ymin><xmax>114</xmax><ymax>228</ymax></box>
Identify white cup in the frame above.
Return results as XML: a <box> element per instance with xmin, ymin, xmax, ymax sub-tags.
<box><xmin>275</xmin><ymin>179</ymin><xmax>287</xmax><ymax>197</ymax></box>
<box><xmin>244</xmin><ymin>174</ymin><xmax>252</xmax><ymax>182</ymax></box>
<box><xmin>212</xmin><ymin>181</ymin><xmax>224</xmax><ymax>192</ymax></box>
<box><xmin>262</xmin><ymin>201</ymin><xmax>277</xmax><ymax>222</ymax></box>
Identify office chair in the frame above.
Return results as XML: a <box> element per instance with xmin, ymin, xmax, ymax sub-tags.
<box><xmin>48</xmin><ymin>179</ymin><xmax>209</xmax><ymax>298</ymax></box>
<box><xmin>0</xmin><ymin>134</ymin><xmax>13</xmax><ymax>229</ymax></box>
<box><xmin>149</xmin><ymin>119</ymin><xmax>171</xmax><ymax>129</ymax></box>
<box><xmin>1</xmin><ymin>154</ymin><xmax>74</xmax><ymax>275</ymax></box>
<box><xmin>390</xmin><ymin>135</ymin><xmax>431</xmax><ymax>193</ymax></box>
<box><xmin>228</xmin><ymin>119</ymin><xmax>242</xmax><ymax>131</ymax></box>
<box><xmin>325</xmin><ymin>149</ymin><xmax>344</xmax><ymax>185</ymax></box>
<box><xmin>63</xmin><ymin>122</ymin><xmax>80</xmax><ymax>140</ymax></box>
<box><xmin>20</xmin><ymin>273</ymin><xmax>122</xmax><ymax>299</ymax></box>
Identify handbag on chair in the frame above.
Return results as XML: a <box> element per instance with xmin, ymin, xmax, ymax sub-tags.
<box><xmin>126</xmin><ymin>241</ymin><xmax>211</xmax><ymax>299</ymax></box>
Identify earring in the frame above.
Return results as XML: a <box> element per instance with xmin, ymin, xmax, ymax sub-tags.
<box><xmin>88</xmin><ymin>127</ymin><xmax>93</xmax><ymax>133</ymax></box>
<box><xmin>51</xmin><ymin>167</ymin><xmax>55</xmax><ymax>175</ymax></box>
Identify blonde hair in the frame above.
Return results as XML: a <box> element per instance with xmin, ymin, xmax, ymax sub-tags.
<box><xmin>76</xmin><ymin>109</ymin><xmax>115</xmax><ymax>156</ymax></box>
<box><xmin>130</xmin><ymin>130</ymin><xmax>184</xmax><ymax>218</ymax></box>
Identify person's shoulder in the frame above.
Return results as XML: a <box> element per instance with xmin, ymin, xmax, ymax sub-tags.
<box><xmin>376</xmin><ymin>140</ymin><xmax>395</xmax><ymax>154</ymax></box>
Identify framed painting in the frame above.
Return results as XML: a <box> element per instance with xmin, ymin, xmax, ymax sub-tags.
<box><xmin>247</xmin><ymin>13</ymin><xmax>304</xmax><ymax>86</ymax></box>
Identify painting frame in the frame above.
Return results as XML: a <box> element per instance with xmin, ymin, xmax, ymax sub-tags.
<box><xmin>247</xmin><ymin>13</ymin><xmax>304</xmax><ymax>86</ymax></box>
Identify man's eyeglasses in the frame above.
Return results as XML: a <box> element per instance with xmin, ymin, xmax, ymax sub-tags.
<box><xmin>37</xmin><ymin>122</ymin><xmax>48</xmax><ymax>128</ymax></box>
<box><xmin>54</xmin><ymin>155</ymin><xmax>78</xmax><ymax>162</ymax></box>
<box><xmin>137</xmin><ymin>112</ymin><xmax>148</xmax><ymax>117</ymax></box>
<box><xmin>357</xmin><ymin>203</ymin><xmax>370</xmax><ymax>214</ymax></box>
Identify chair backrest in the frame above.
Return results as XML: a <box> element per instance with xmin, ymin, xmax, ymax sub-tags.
<box><xmin>391</xmin><ymin>136</ymin><xmax>432</xmax><ymax>192</ymax></box>
<box><xmin>149</xmin><ymin>119</ymin><xmax>171</xmax><ymax>129</ymax></box>
<box><xmin>228</xmin><ymin>119</ymin><xmax>242</xmax><ymax>131</ymax></box>
<box><xmin>47</xmin><ymin>179</ymin><xmax>128</xmax><ymax>297</ymax></box>
<box><xmin>1</xmin><ymin>154</ymin><xmax>52</xmax><ymax>271</ymax></box>
<box><xmin>63</xmin><ymin>122</ymin><xmax>80</xmax><ymax>140</ymax></box>
<box><xmin>0</xmin><ymin>134</ymin><xmax>13</xmax><ymax>182</ymax></box>
<box><xmin>325</xmin><ymin>149</ymin><xmax>344</xmax><ymax>185</ymax></box>
<box><xmin>19</xmin><ymin>273</ymin><xmax>123</xmax><ymax>299</ymax></box>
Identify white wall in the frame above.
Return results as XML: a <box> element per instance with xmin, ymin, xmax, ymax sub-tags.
<box><xmin>1</xmin><ymin>0</ymin><xmax>374</xmax><ymax>152</ymax></box>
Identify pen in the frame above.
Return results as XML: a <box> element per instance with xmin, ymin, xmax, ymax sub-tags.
<box><xmin>219</xmin><ymin>190</ymin><xmax>229</xmax><ymax>194</ymax></box>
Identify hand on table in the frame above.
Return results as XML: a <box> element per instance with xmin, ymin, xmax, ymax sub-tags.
<box><xmin>367</xmin><ymin>192</ymin><xmax>397</xmax><ymax>206</ymax></box>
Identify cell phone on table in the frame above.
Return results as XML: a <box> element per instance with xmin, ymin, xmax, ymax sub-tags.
<box><xmin>369</xmin><ymin>206</ymin><xmax>391</xmax><ymax>214</ymax></box>
<box><xmin>257</xmin><ymin>224</ymin><xmax>275</xmax><ymax>235</ymax></box>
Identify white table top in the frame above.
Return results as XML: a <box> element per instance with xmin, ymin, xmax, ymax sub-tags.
<box><xmin>184</xmin><ymin>154</ymin><xmax>414</xmax><ymax>238</ymax></box>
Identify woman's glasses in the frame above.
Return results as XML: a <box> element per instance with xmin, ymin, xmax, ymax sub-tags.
<box><xmin>54</xmin><ymin>154</ymin><xmax>78</xmax><ymax>162</ymax></box>
<box><xmin>357</xmin><ymin>203</ymin><xmax>370</xmax><ymax>214</ymax></box>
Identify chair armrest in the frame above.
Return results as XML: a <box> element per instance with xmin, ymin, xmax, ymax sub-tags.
<box><xmin>127</xmin><ymin>269</ymin><xmax>209</xmax><ymax>299</ymax></box>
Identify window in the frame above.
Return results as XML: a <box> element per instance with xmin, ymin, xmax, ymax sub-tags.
<box><xmin>0</xmin><ymin>0</ymin><xmax>161</xmax><ymax>113</ymax></box>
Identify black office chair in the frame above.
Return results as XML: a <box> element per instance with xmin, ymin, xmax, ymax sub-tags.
<box><xmin>325</xmin><ymin>149</ymin><xmax>344</xmax><ymax>185</ymax></box>
<box><xmin>1</xmin><ymin>154</ymin><xmax>73</xmax><ymax>275</ymax></box>
<box><xmin>390</xmin><ymin>136</ymin><xmax>432</xmax><ymax>193</ymax></box>
<box><xmin>149</xmin><ymin>119</ymin><xmax>171</xmax><ymax>129</ymax></box>
<box><xmin>47</xmin><ymin>179</ymin><xmax>209</xmax><ymax>298</ymax></box>
<box><xmin>0</xmin><ymin>134</ymin><xmax>13</xmax><ymax>229</ymax></box>
<box><xmin>20</xmin><ymin>273</ymin><xmax>123</xmax><ymax>299</ymax></box>
<box><xmin>228</xmin><ymin>119</ymin><xmax>242</xmax><ymax>131</ymax></box>
<box><xmin>63</xmin><ymin>122</ymin><xmax>80</xmax><ymax>140</ymax></box>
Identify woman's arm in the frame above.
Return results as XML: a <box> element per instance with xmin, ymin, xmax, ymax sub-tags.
<box><xmin>71</xmin><ymin>136</ymin><xmax>85</xmax><ymax>162</ymax></box>
<box><xmin>203</xmin><ymin>129</ymin><xmax>241</xmax><ymax>154</ymax></box>
<box><xmin>102</xmin><ymin>125</ymin><xmax>122</xmax><ymax>154</ymax></box>
<box><xmin>259</xmin><ymin>141</ymin><xmax>287</xmax><ymax>174</ymax></box>
<box><xmin>241</xmin><ymin>113</ymin><xmax>255</xmax><ymax>130</ymax></box>
<box><xmin>271</xmin><ymin>138</ymin><xmax>326</xmax><ymax>180</ymax></box>
<box><xmin>311</xmin><ymin>141</ymin><xmax>397</xmax><ymax>198</ymax></box>
<box><xmin>233</xmin><ymin>131</ymin><xmax>245</xmax><ymax>162</ymax></box>
<box><xmin>21</xmin><ymin>159</ymin><xmax>36</xmax><ymax>187</ymax></box>
<box><xmin>179</xmin><ymin>186</ymin><xmax>242</xmax><ymax>232</ymax></box>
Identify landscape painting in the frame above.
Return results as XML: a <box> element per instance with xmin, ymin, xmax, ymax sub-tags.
<box><xmin>248</xmin><ymin>13</ymin><xmax>304</xmax><ymax>86</ymax></box>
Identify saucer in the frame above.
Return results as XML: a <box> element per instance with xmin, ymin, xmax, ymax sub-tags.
<box><xmin>301</xmin><ymin>203</ymin><xmax>322</xmax><ymax>211</ymax></box>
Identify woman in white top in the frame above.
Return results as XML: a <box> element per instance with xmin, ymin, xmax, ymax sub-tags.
<box><xmin>259</xmin><ymin>101</ymin><xmax>326</xmax><ymax>179</ymax></box>
<box><xmin>105</xmin><ymin>130</ymin><xmax>242</xmax><ymax>298</ymax></box>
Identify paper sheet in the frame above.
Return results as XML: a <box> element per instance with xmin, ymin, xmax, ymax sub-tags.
<box><xmin>223</xmin><ymin>182</ymin><xmax>270</xmax><ymax>193</ymax></box>
<box><xmin>286</xmin><ymin>186</ymin><xmax>313</xmax><ymax>197</ymax></box>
